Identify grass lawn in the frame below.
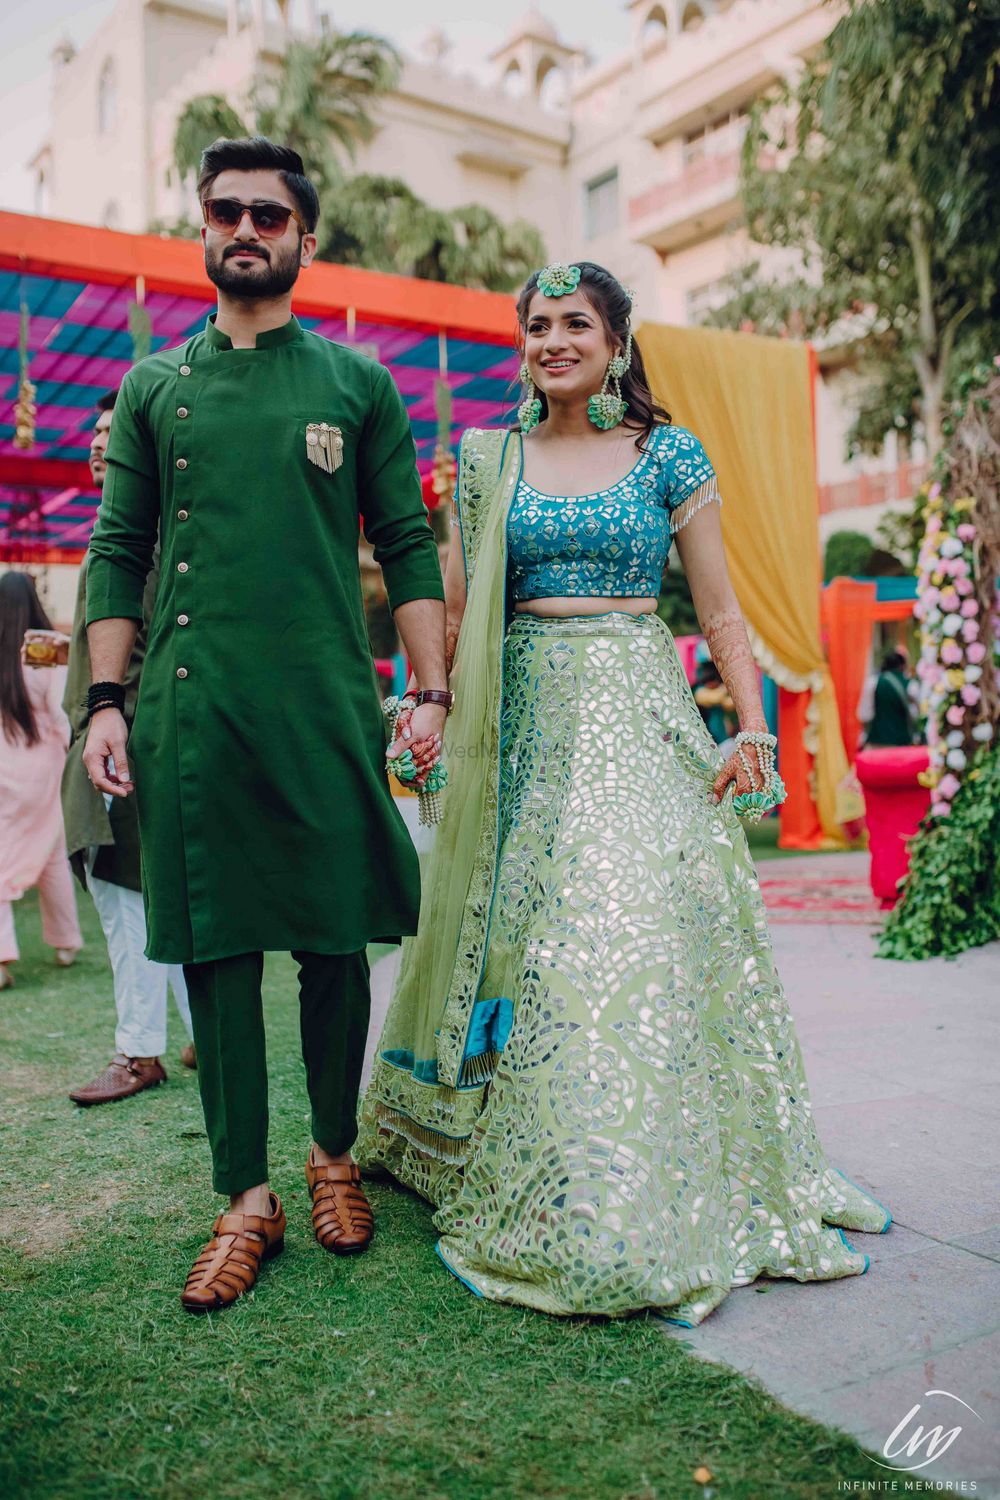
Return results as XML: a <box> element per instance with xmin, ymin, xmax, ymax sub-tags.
<box><xmin>2</xmin><ymin>889</ymin><xmax>879</xmax><ymax>1500</ymax></box>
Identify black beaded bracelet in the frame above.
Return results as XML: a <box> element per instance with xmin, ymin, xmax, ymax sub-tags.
<box><xmin>86</xmin><ymin>681</ymin><xmax>126</xmax><ymax>720</ymax></box>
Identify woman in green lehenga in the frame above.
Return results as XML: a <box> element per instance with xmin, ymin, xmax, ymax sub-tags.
<box><xmin>358</xmin><ymin>261</ymin><xmax>892</xmax><ymax>1325</ymax></box>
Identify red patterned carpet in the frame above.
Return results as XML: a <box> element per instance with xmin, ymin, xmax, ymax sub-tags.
<box><xmin>759</xmin><ymin>873</ymin><xmax>884</xmax><ymax>924</ymax></box>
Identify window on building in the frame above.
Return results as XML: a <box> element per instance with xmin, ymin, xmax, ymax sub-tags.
<box><xmin>584</xmin><ymin>169</ymin><xmax>619</xmax><ymax>240</ymax></box>
<box><xmin>98</xmin><ymin>57</ymin><xmax>117</xmax><ymax>135</ymax></box>
<box><xmin>502</xmin><ymin>61</ymin><xmax>526</xmax><ymax>99</ymax></box>
<box><xmin>642</xmin><ymin>5</ymin><xmax>669</xmax><ymax>44</ymax></box>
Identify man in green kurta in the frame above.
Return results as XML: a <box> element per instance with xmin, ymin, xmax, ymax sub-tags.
<box><xmin>84</xmin><ymin>138</ymin><xmax>448</xmax><ymax>1312</ymax></box>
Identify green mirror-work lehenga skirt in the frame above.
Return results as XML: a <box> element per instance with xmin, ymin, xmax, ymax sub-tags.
<box><xmin>357</xmin><ymin>434</ymin><xmax>891</xmax><ymax>1326</ymax></box>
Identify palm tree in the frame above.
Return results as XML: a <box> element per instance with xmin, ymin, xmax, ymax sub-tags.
<box><xmin>444</xmin><ymin>205</ymin><xmax>547</xmax><ymax>292</ymax></box>
<box><xmin>172</xmin><ymin>29</ymin><xmax>402</xmax><ymax>199</ymax></box>
<box><xmin>169</xmin><ymin>27</ymin><xmax>548</xmax><ymax>291</ymax></box>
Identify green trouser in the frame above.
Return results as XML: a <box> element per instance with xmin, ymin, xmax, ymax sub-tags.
<box><xmin>183</xmin><ymin>949</ymin><xmax>371</xmax><ymax>1196</ymax></box>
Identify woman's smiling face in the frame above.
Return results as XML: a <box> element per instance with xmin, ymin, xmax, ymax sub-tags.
<box><xmin>523</xmin><ymin>289</ymin><xmax>618</xmax><ymax>407</ymax></box>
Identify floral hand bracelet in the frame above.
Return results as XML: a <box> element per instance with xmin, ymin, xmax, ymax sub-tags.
<box><xmin>729</xmin><ymin>730</ymin><xmax>787</xmax><ymax>823</ymax></box>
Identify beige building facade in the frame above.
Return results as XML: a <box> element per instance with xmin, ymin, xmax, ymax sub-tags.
<box><xmin>30</xmin><ymin>0</ymin><xmax>921</xmax><ymax>550</ymax></box>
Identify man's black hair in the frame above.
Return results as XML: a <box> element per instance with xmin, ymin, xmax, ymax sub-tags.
<box><xmin>881</xmin><ymin>649</ymin><xmax>908</xmax><ymax>674</ymax></box>
<box><xmin>197</xmin><ymin>136</ymin><xmax>320</xmax><ymax>233</ymax></box>
<box><xmin>96</xmin><ymin>389</ymin><xmax>118</xmax><ymax>413</ymax></box>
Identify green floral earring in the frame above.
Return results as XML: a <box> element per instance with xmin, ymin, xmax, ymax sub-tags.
<box><xmin>588</xmin><ymin>331</ymin><xmax>632</xmax><ymax>430</ymax></box>
<box><xmin>518</xmin><ymin>359</ymin><xmax>542</xmax><ymax>434</ymax></box>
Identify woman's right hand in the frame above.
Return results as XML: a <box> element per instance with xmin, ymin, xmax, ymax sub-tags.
<box><xmin>83</xmin><ymin>708</ymin><xmax>134</xmax><ymax>797</ymax></box>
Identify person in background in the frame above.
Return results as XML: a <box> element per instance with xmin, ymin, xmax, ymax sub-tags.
<box><xmin>693</xmin><ymin>657</ymin><xmax>737</xmax><ymax>755</ymax></box>
<box><xmin>861</xmin><ymin>648</ymin><xmax>915</xmax><ymax>747</ymax></box>
<box><xmin>0</xmin><ymin>572</ymin><xmax>82</xmax><ymax>989</ymax></box>
<box><xmin>63</xmin><ymin>390</ymin><xmax>195</xmax><ymax>1106</ymax></box>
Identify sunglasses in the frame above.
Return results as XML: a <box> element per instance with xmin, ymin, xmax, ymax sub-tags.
<box><xmin>202</xmin><ymin>197</ymin><xmax>306</xmax><ymax>238</ymax></box>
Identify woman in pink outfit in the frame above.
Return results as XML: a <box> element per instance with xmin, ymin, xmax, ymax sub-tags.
<box><xmin>0</xmin><ymin>572</ymin><xmax>82</xmax><ymax>989</ymax></box>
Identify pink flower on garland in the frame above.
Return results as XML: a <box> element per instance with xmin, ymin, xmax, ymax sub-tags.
<box><xmin>945</xmin><ymin>704</ymin><xmax>966</xmax><ymax>725</ymax></box>
<box><xmin>937</xmin><ymin>773</ymin><xmax>962</xmax><ymax>800</ymax></box>
<box><xmin>941</xmin><ymin>640</ymin><xmax>964</xmax><ymax>665</ymax></box>
<box><xmin>961</xmin><ymin>684</ymin><xmax>982</xmax><ymax>706</ymax></box>
<box><xmin>966</xmin><ymin>641</ymin><xmax>987</xmax><ymax>664</ymax></box>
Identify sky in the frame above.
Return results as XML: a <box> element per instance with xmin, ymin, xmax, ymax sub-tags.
<box><xmin>0</xmin><ymin>0</ymin><xmax>632</xmax><ymax>215</ymax></box>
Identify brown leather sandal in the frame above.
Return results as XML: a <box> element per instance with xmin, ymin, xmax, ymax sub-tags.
<box><xmin>181</xmin><ymin>1192</ymin><xmax>286</xmax><ymax>1313</ymax></box>
<box><xmin>305</xmin><ymin>1149</ymin><xmax>374</xmax><ymax>1255</ymax></box>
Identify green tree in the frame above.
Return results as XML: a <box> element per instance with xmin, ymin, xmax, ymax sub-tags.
<box><xmin>704</xmin><ymin>0</ymin><xmax>1000</xmax><ymax>460</ymax></box>
<box><xmin>823</xmin><ymin>530</ymin><xmax>873</xmax><ymax>582</ymax></box>
<box><xmin>172</xmin><ymin>29</ymin><xmax>402</xmax><ymax>204</ymax></box>
<box><xmin>167</xmin><ymin>32</ymin><xmax>546</xmax><ymax>292</ymax></box>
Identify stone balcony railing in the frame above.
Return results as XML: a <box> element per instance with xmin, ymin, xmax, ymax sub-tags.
<box><xmin>818</xmin><ymin>461</ymin><xmax>928</xmax><ymax>515</ymax></box>
<box><xmin>628</xmin><ymin>149</ymin><xmax>743</xmax><ymax>225</ymax></box>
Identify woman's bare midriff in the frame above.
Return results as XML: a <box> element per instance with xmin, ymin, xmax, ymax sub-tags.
<box><xmin>514</xmin><ymin>596</ymin><xmax>658</xmax><ymax>618</ymax></box>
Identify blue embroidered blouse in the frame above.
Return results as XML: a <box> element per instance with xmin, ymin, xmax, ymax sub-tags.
<box><xmin>505</xmin><ymin>423</ymin><xmax>720</xmax><ymax>603</ymax></box>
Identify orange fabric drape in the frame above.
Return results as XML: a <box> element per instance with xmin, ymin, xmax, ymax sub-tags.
<box><xmin>638</xmin><ymin>321</ymin><xmax>850</xmax><ymax>847</ymax></box>
<box><xmin>822</xmin><ymin>577</ymin><xmax>878</xmax><ymax>758</ymax></box>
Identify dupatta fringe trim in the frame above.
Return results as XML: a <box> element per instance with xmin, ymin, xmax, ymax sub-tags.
<box><xmin>372</xmin><ymin>1104</ymin><xmax>470</xmax><ymax>1164</ymax></box>
<box><xmin>458</xmin><ymin>1049</ymin><xmax>502</xmax><ymax>1087</ymax></box>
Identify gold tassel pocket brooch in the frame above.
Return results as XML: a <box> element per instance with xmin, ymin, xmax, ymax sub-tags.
<box><xmin>305</xmin><ymin>422</ymin><xmax>344</xmax><ymax>474</ymax></box>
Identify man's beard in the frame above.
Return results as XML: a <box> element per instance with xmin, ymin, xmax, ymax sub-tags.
<box><xmin>205</xmin><ymin>240</ymin><xmax>301</xmax><ymax>299</ymax></box>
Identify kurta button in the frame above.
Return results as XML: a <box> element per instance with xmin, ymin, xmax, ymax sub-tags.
<box><xmin>176</xmin><ymin>667</ymin><xmax>188</xmax><ymax>679</ymax></box>
<box><xmin>177</xmin><ymin>562</ymin><xmax>189</xmax><ymax>573</ymax></box>
<box><xmin>177</xmin><ymin>407</ymin><xmax>189</xmax><ymax>419</ymax></box>
<box><xmin>176</xmin><ymin>457</ymin><xmax>188</xmax><ymax>470</ymax></box>
<box><xmin>178</xmin><ymin>509</ymin><xmax>189</xmax><ymax>521</ymax></box>
<box><xmin>177</xmin><ymin>614</ymin><xmax>190</xmax><ymax>626</ymax></box>
<box><xmin>180</xmin><ymin>364</ymin><xmax>191</xmax><ymax>376</ymax></box>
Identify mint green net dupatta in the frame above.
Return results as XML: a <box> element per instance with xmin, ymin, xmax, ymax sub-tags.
<box><xmin>357</xmin><ymin>428</ymin><xmax>523</xmax><ymax>1190</ymax></box>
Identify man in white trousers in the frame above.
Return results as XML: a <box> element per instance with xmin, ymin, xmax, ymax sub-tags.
<box><xmin>63</xmin><ymin>390</ymin><xmax>195</xmax><ymax>1105</ymax></box>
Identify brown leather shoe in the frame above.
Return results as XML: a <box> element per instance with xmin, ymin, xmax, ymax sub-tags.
<box><xmin>181</xmin><ymin>1193</ymin><xmax>286</xmax><ymax>1314</ymax></box>
<box><xmin>180</xmin><ymin>1043</ymin><xmax>197</xmax><ymax>1070</ymax></box>
<box><xmin>69</xmin><ymin>1054</ymin><xmax>167</xmax><ymax>1106</ymax></box>
<box><xmin>305</xmin><ymin>1149</ymin><xmax>374</xmax><ymax>1255</ymax></box>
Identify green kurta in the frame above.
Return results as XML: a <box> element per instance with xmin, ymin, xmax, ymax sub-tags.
<box><xmin>86</xmin><ymin>315</ymin><xmax>444</xmax><ymax>964</ymax></box>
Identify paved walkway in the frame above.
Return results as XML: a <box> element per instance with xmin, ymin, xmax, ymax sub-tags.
<box><xmin>366</xmin><ymin>847</ymin><xmax>999</xmax><ymax>1492</ymax></box>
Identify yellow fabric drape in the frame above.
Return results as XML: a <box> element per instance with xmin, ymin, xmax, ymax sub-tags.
<box><xmin>639</xmin><ymin>321</ymin><xmax>849</xmax><ymax>845</ymax></box>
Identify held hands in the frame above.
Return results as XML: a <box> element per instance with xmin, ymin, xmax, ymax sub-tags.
<box><xmin>385</xmin><ymin>700</ymin><xmax>446</xmax><ymax>789</ymax></box>
<box><xmin>83</xmin><ymin>708</ymin><xmax>134</xmax><ymax>798</ymax></box>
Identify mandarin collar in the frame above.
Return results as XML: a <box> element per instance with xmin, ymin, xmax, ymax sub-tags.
<box><xmin>204</xmin><ymin>313</ymin><xmax>304</xmax><ymax>351</ymax></box>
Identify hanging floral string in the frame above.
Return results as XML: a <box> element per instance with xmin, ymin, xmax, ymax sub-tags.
<box><xmin>13</xmin><ymin>292</ymin><xmax>37</xmax><ymax>450</ymax></box>
<box><xmin>430</xmin><ymin>374</ymin><xmax>457</xmax><ymax>509</ymax></box>
<box><xmin>127</xmin><ymin>274</ymin><xmax>152</xmax><ymax>365</ymax></box>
